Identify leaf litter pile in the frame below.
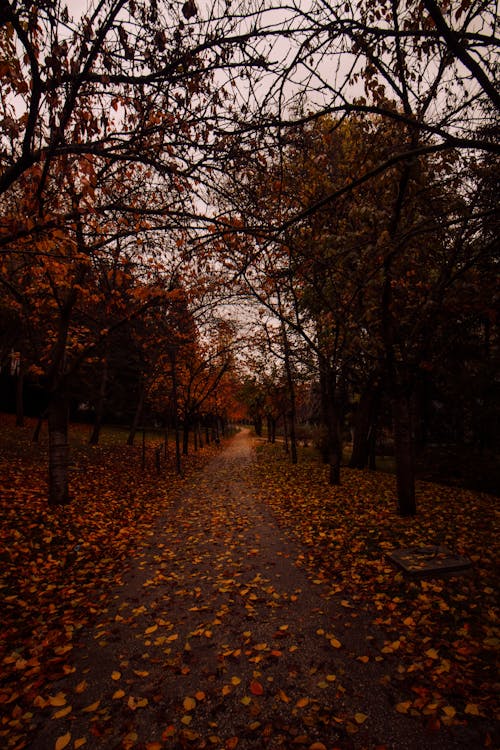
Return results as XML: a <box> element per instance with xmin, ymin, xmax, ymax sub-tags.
<box><xmin>1</xmin><ymin>420</ymin><xmax>498</xmax><ymax>750</ymax></box>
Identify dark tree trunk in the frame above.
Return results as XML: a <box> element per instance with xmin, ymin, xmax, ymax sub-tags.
<box><xmin>48</xmin><ymin>390</ymin><xmax>70</xmax><ymax>506</ymax></box>
<box><xmin>32</xmin><ymin>413</ymin><xmax>45</xmax><ymax>443</ymax></box>
<box><xmin>182</xmin><ymin>419</ymin><xmax>190</xmax><ymax>455</ymax></box>
<box><xmin>368</xmin><ymin>424</ymin><xmax>377</xmax><ymax>470</ymax></box>
<box><xmin>169</xmin><ymin>348</ymin><xmax>182</xmax><ymax>475</ymax></box>
<box><xmin>320</xmin><ymin>360</ymin><xmax>342</xmax><ymax>485</ymax></box>
<box><xmin>266</xmin><ymin>414</ymin><xmax>273</xmax><ymax>443</ymax></box>
<box><xmin>254</xmin><ymin>415</ymin><xmax>263</xmax><ymax>437</ymax></box>
<box><xmin>127</xmin><ymin>380</ymin><xmax>145</xmax><ymax>446</ymax></box>
<box><xmin>282</xmin><ymin>327</ymin><xmax>298</xmax><ymax>465</ymax></box>
<box><xmin>283</xmin><ymin>412</ymin><xmax>289</xmax><ymax>454</ymax></box>
<box><xmin>15</xmin><ymin>357</ymin><xmax>25</xmax><ymax>427</ymax></box>
<box><xmin>349</xmin><ymin>375</ymin><xmax>380</xmax><ymax>469</ymax></box>
<box><xmin>392</xmin><ymin>391</ymin><xmax>417</xmax><ymax>516</ymax></box>
<box><xmin>89</xmin><ymin>354</ymin><xmax>109</xmax><ymax>445</ymax></box>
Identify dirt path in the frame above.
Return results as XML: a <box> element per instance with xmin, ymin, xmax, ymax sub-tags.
<box><xmin>29</xmin><ymin>430</ymin><xmax>480</xmax><ymax>750</ymax></box>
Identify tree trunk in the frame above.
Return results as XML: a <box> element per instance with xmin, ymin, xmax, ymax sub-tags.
<box><xmin>127</xmin><ymin>380</ymin><xmax>145</xmax><ymax>446</ymax></box>
<box><xmin>182</xmin><ymin>419</ymin><xmax>190</xmax><ymax>455</ymax></box>
<box><xmin>15</xmin><ymin>356</ymin><xmax>25</xmax><ymax>427</ymax></box>
<box><xmin>282</xmin><ymin>325</ymin><xmax>298</xmax><ymax>464</ymax></box>
<box><xmin>320</xmin><ymin>360</ymin><xmax>342</xmax><ymax>485</ymax></box>
<box><xmin>266</xmin><ymin>414</ymin><xmax>273</xmax><ymax>443</ymax></box>
<box><xmin>89</xmin><ymin>354</ymin><xmax>109</xmax><ymax>445</ymax></box>
<box><xmin>32</xmin><ymin>413</ymin><xmax>45</xmax><ymax>442</ymax></box>
<box><xmin>392</xmin><ymin>391</ymin><xmax>417</xmax><ymax>516</ymax></box>
<box><xmin>349</xmin><ymin>376</ymin><xmax>380</xmax><ymax>469</ymax></box>
<box><xmin>48</xmin><ymin>390</ymin><xmax>70</xmax><ymax>506</ymax></box>
<box><xmin>169</xmin><ymin>348</ymin><xmax>182</xmax><ymax>475</ymax></box>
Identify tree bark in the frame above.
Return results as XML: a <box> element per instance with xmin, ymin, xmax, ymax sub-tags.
<box><xmin>392</xmin><ymin>390</ymin><xmax>417</xmax><ymax>516</ymax></box>
<box><xmin>48</xmin><ymin>390</ymin><xmax>70</xmax><ymax>506</ymax></box>
<box><xmin>89</xmin><ymin>353</ymin><xmax>108</xmax><ymax>445</ymax></box>
<box><xmin>127</xmin><ymin>379</ymin><xmax>144</xmax><ymax>446</ymax></box>
<box><xmin>319</xmin><ymin>358</ymin><xmax>342</xmax><ymax>484</ymax></box>
<box><xmin>349</xmin><ymin>375</ymin><xmax>380</xmax><ymax>469</ymax></box>
<box><xmin>282</xmin><ymin>325</ymin><xmax>298</xmax><ymax>464</ymax></box>
<box><xmin>15</xmin><ymin>356</ymin><xmax>25</xmax><ymax>427</ymax></box>
<box><xmin>182</xmin><ymin>418</ymin><xmax>190</xmax><ymax>455</ymax></box>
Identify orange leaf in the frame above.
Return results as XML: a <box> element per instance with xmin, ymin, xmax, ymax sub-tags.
<box><xmin>249</xmin><ymin>681</ymin><xmax>263</xmax><ymax>696</ymax></box>
<box><xmin>49</xmin><ymin>693</ymin><xmax>66</xmax><ymax>707</ymax></box>
<box><xmin>81</xmin><ymin>700</ymin><xmax>100</xmax><ymax>713</ymax></box>
<box><xmin>296</xmin><ymin>697</ymin><xmax>309</xmax><ymax>708</ymax></box>
<box><xmin>55</xmin><ymin>733</ymin><xmax>71</xmax><ymax>750</ymax></box>
<box><xmin>53</xmin><ymin>705</ymin><xmax>72</xmax><ymax>719</ymax></box>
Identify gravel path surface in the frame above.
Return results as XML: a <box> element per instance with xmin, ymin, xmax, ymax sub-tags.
<box><xmin>28</xmin><ymin>430</ymin><xmax>484</xmax><ymax>750</ymax></box>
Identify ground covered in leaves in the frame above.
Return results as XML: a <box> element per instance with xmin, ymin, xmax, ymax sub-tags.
<box><xmin>0</xmin><ymin>419</ymin><xmax>498</xmax><ymax>750</ymax></box>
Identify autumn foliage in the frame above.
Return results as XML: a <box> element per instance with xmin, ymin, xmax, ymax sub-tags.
<box><xmin>253</xmin><ymin>442</ymin><xmax>499</xmax><ymax>735</ymax></box>
<box><xmin>0</xmin><ymin>415</ymin><xmax>220</xmax><ymax>748</ymax></box>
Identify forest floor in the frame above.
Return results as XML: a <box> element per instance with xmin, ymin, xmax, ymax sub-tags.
<box><xmin>0</xmin><ymin>420</ymin><xmax>498</xmax><ymax>750</ymax></box>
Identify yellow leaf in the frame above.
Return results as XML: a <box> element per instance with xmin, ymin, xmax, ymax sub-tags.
<box><xmin>182</xmin><ymin>730</ymin><xmax>199</xmax><ymax>741</ymax></box>
<box><xmin>49</xmin><ymin>693</ymin><xmax>66</xmax><ymax>707</ymax></box>
<box><xmin>181</xmin><ymin>715</ymin><xmax>192</xmax><ymax>725</ymax></box>
<box><xmin>81</xmin><ymin>700</ymin><xmax>100</xmax><ymax>713</ymax></box>
<box><xmin>53</xmin><ymin>705</ymin><xmax>72</xmax><ymax>719</ymax></box>
<box><xmin>240</xmin><ymin>696</ymin><xmax>251</xmax><ymax>705</ymax></box>
<box><xmin>354</xmin><ymin>712</ymin><xmax>368</xmax><ymax>724</ymax></box>
<box><xmin>122</xmin><ymin>732</ymin><xmax>138</xmax><ymax>749</ymax></box>
<box><xmin>183</xmin><ymin>696</ymin><xmax>196</xmax><ymax>711</ymax></box>
<box><xmin>442</xmin><ymin>705</ymin><xmax>456</xmax><ymax>718</ymax></box>
<box><xmin>464</xmin><ymin>703</ymin><xmax>480</xmax><ymax>716</ymax></box>
<box><xmin>55</xmin><ymin>733</ymin><xmax>71</xmax><ymax>750</ymax></box>
<box><xmin>231</xmin><ymin>676</ymin><xmax>241</xmax><ymax>686</ymax></box>
<box><xmin>111</xmin><ymin>671</ymin><xmax>121</xmax><ymax>681</ymax></box>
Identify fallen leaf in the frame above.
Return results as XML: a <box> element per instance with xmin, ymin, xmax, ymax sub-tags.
<box><xmin>249</xmin><ymin>681</ymin><xmax>263</xmax><ymax>696</ymax></box>
<box><xmin>55</xmin><ymin>733</ymin><xmax>71</xmax><ymax>750</ymax></box>
<box><xmin>354</xmin><ymin>712</ymin><xmax>368</xmax><ymax>724</ymax></box>
<box><xmin>53</xmin><ymin>705</ymin><xmax>72</xmax><ymax>719</ymax></box>
<box><xmin>49</xmin><ymin>693</ymin><xmax>66</xmax><ymax>707</ymax></box>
